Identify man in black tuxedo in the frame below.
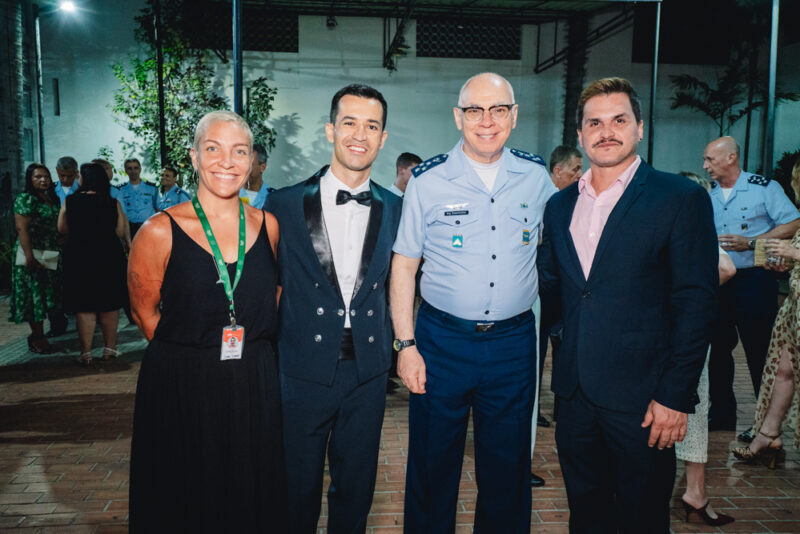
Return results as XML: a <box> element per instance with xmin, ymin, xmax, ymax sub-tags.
<box><xmin>537</xmin><ymin>77</ymin><xmax>718</xmax><ymax>533</ymax></box>
<box><xmin>266</xmin><ymin>84</ymin><xmax>402</xmax><ymax>533</ymax></box>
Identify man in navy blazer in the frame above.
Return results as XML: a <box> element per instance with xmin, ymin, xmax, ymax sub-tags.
<box><xmin>266</xmin><ymin>84</ymin><xmax>402</xmax><ymax>533</ymax></box>
<box><xmin>537</xmin><ymin>78</ymin><xmax>718</xmax><ymax>533</ymax></box>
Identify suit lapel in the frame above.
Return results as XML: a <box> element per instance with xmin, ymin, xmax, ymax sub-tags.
<box><xmin>351</xmin><ymin>181</ymin><xmax>383</xmax><ymax>301</ymax></box>
<box><xmin>586</xmin><ymin>161</ymin><xmax>649</xmax><ymax>280</ymax></box>
<box><xmin>560</xmin><ymin>186</ymin><xmax>587</xmax><ymax>286</ymax></box>
<box><xmin>303</xmin><ymin>165</ymin><xmax>343</xmax><ymax>300</ymax></box>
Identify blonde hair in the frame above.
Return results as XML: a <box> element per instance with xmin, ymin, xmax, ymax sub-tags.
<box><xmin>193</xmin><ymin>110</ymin><xmax>253</xmax><ymax>152</ymax></box>
<box><xmin>792</xmin><ymin>157</ymin><xmax>800</xmax><ymax>203</ymax></box>
<box><xmin>679</xmin><ymin>171</ymin><xmax>711</xmax><ymax>192</ymax></box>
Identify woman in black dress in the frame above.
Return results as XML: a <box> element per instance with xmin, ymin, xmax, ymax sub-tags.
<box><xmin>58</xmin><ymin>163</ymin><xmax>128</xmax><ymax>365</ymax></box>
<box><xmin>127</xmin><ymin>110</ymin><xmax>286</xmax><ymax>531</ymax></box>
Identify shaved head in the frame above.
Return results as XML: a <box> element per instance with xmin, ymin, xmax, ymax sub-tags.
<box><xmin>457</xmin><ymin>73</ymin><xmax>515</xmax><ymax>107</ymax></box>
<box><xmin>707</xmin><ymin>136</ymin><xmax>740</xmax><ymax>161</ymax></box>
<box><xmin>703</xmin><ymin>136</ymin><xmax>741</xmax><ymax>185</ymax></box>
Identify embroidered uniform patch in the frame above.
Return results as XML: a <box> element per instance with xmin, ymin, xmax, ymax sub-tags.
<box><xmin>412</xmin><ymin>154</ymin><xmax>448</xmax><ymax>177</ymax></box>
<box><xmin>522</xmin><ymin>229</ymin><xmax>531</xmax><ymax>245</ymax></box>
<box><xmin>452</xmin><ymin>234</ymin><xmax>463</xmax><ymax>248</ymax></box>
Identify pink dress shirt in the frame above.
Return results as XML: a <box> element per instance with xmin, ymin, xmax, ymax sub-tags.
<box><xmin>569</xmin><ymin>156</ymin><xmax>641</xmax><ymax>278</ymax></box>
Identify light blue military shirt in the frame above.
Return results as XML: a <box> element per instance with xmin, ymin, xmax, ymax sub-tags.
<box><xmin>239</xmin><ymin>185</ymin><xmax>270</xmax><ymax>209</ymax></box>
<box><xmin>117</xmin><ymin>181</ymin><xmax>159</xmax><ymax>223</ymax></box>
<box><xmin>710</xmin><ymin>170</ymin><xmax>799</xmax><ymax>268</ymax></box>
<box><xmin>393</xmin><ymin>140</ymin><xmax>557</xmax><ymax>321</ymax></box>
<box><xmin>158</xmin><ymin>185</ymin><xmax>191</xmax><ymax>210</ymax></box>
<box><xmin>54</xmin><ymin>181</ymin><xmax>79</xmax><ymax>205</ymax></box>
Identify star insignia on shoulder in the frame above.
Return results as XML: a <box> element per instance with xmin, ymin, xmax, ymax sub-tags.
<box><xmin>747</xmin><ymin>174</ymin><xmax>770</xmax><ymax>187</ymax></box>
<box><xmin>510</xmin><ymin>148</ymin><xmax>546</xmax><ymax>167</ymax></box>
<box><xmin>412</xmin><ymin>154</ymin><xmax>448</xmax><ymax>177</ymax></box>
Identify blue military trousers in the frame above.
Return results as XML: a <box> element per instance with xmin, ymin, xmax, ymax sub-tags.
<box><xmin>404</xmin><ymin>301</ymin><xmax>536</xmax><ymax>533</ymax></box>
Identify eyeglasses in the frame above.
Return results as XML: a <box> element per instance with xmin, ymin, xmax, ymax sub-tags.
<box><xmin>459</xmin><ymin>104</ymin><xmax>515</xmax><ymax>122</ymax></box>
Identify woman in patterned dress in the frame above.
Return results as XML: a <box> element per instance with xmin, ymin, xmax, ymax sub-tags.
<box><xmin>732</xmin><ymin>158</ymin><xmax>800</xmax><ymax>467</ymax></box>
<box><xmin>9</xmin><ymin>164</ymin><xmax>62</xmax><ymax>354</ymax></box>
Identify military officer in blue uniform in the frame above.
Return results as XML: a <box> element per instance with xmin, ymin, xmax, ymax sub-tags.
<box><xmin>704</xmin><ymin>136</ymin><xmax>800</xmax><ymax>433</ymax></box>
<box><xmin>54</xmin><ymin>156</ymin><xmax>79</xmax><ymax>205</ymax></box>
<box><xmin>117</xmin><ymin>158</ymin><xmax>158</xmax><ymax>237</ymax></box>
<box><xmin>391</xmin><ymin>72</ymin><xmax>557</xmax><ymax>533</ymax></box>
<box><xmin>157</xmin><ymin>166</ymin><xmax>191</xmax><ymax>210</ymax></box>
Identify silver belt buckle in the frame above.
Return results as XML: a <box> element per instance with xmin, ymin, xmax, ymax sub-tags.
<box><xmin>475</xmin><ymin>322</ymin><xmax>495</xmax><ymax>332</ymax></box>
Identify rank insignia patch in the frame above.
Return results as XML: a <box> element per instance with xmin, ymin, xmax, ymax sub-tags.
<box><xmin>522</xmin><ymin>229</ymin><xmax>531</xmax><ymax>245</ymax></box>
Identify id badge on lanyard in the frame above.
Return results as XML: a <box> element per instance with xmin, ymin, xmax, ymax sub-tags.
<box><xmin>192</xmin><ymin>196</ymin><xmax>247</xmax><ymax>361</ymax></box>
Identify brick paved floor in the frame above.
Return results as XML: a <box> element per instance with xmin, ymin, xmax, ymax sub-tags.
<box><xmin>1</xmin><ymin>297</ymin><xmax>799</xmax><ymax>533</ymax></box>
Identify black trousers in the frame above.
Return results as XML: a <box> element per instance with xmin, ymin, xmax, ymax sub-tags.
<box><xmin>709</xmin><ymin>267</ymin><xmax>778</xmax><ymax>426</ymax></box>
<box><xmin>280</xmin><ymin>360</ymin><xmax>387</xmax><ymax>534</ymax></box>
<box><xmin>556</xmin><ymin>388</ymin><xmax>675</xmax><ymax>534</ymax></box>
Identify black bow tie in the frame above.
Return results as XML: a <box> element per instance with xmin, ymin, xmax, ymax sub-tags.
<box><xmin>336</xmin><ymin>189</ymin><xmax>372</xmax><ymax>206</ymax></box>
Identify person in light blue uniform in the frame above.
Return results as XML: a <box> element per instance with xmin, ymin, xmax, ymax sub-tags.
<box><xmin>157</xmin><ymin>166</ymin><xmax>191</xmax><ymax>210</ymax></box>
<box><xmin>239</xmin><ymin>143</ymin><xmax>271</xmax><ymax>209</ymax></box>
<box><xmin>391</xmin><ymin>72</ymin><xmax>557</xmax><ymax>533</ymax></box>
<box><xmin>703</xmin><ymin>136</ymin><xmax>800</xmax><ymax>435</ymax></box>
<box><xmin>117</xmin><ymin>158</ymin><xmax>158</xmax><ymax>237</ymax></box>
<box><xmin>54</xmin><ymin>156</ymin><xmax>80</xmax><ymax>205</ymax></box>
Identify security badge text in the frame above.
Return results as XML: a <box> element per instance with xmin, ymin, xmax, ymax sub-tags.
<box><xmin>444</xmin><ymin>210</ymin><xmax>469</xmax><ymax>216</ymax></box>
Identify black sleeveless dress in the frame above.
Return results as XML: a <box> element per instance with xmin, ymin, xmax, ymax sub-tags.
<box><xmin>129</xmin><ymin>212</ymin><xmax>287</xmax><ymax>532</ymax></box>
<box><xmin>62</xmin><ymin>193</ymin><xmax>127</xmax><ymax>312</ymax></box>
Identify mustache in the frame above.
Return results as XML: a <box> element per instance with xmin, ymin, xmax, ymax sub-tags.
<box><xmin>592</xmin><ymin>138</ymin><xmax>623</xmax><ymax>148</ymax></box>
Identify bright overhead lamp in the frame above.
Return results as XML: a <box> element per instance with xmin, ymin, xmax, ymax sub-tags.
<box><xmin>59</xmin><ymin>1</ymin><xmax>77</xmax><ymax>12</ymax></box>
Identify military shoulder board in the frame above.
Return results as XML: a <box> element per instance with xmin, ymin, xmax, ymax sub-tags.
<box><xmin>710</xmin><ymin>181</ymin><xmax>718</xmax><ymax>188</ymax></box>
<box><xmin>747</xmin><ymin>174</ymin><xmax>770</xmax><ymax>187</ymax></box>
<box><xmin>510</xmin><ymin>148</ymin><xmax>546</xmax><ymax>167</ymax></box>
<box><xmin>412</xmin><ymin>154</ymin><xmax>448</xmax><ymax>177</ymax></box>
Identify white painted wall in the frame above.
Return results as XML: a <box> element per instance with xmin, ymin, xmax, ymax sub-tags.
<box><xmin>38</xmin><ymin>1</ymin><xmax>800</xmax><ymax>190</ymax></box>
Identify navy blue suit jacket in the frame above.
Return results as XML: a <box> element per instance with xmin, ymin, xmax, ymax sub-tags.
<box><xmin>266</xmin><ymin>166</ymin><xmax>402</xmax><ymax>386</ymax></box>
<box><xmin>537</xmin><ymin>160</ymin><xmax>718</xmax><ymax>414</ymax></box>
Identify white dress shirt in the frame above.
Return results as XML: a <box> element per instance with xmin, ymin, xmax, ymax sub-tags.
<box><xmin>320</xmin><ymin>168</ymin><xmax>371</xmax><ymax>328</ymax></box>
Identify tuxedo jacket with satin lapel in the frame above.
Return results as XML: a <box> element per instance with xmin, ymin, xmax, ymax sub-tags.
<box><xmin>537</xmin><ymin>160</ymin><xmax>719</xmax><ymax>414</ymax></box>
<box><xmin>266</xmin><ymin>166</ymin><xmax>402</xmax><ymax>386</ymax></box>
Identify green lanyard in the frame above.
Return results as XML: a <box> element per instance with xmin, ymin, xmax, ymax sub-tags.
<box><xmin>192</xmin><ymin>196</ymin><xmax>246</xmax><ymax>326</ymax></box>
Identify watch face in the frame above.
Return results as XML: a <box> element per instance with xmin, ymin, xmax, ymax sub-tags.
<box><xmin>393</xmin><ymin>340</ymin><xmax>401</xmax><ymax>352</ymax></box>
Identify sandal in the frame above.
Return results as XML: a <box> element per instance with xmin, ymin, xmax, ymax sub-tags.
<box><xmin>27</xmin><ymin>335</ymin><xmax>57</xmax><ymax>354</ymax></box>
<box><xmin>102</xmin><ymin>347</ymin><xmax>121</xmax><ymax>361</ymax></box>
<box><xmin>76</xmin><ymin>351</ymin><xmax>93</xmax><ymax>366</ymax></box>
<box><xmin>731</xmin><ymin>431</ymin><xmax>785</xmax><ymax>469</ymax></box>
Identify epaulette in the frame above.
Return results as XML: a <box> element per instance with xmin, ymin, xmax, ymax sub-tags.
<box><xmin>510</xmin><ymin>148</ymin><xmax>546</xmax><ymax>167</ymax></box>
<box><xmin>747</xmin><ymin>174</ymin><xmax>770</xmax><ymax>187</ymax></box>
<box><xmin>710</xmin><ymin>181</ymin><xmax>718</xmax><ymax>189</ymax></box>
<box><xmin>412</xmin><ymin>154</ymin><xmax>448</xmax><ymax>177</ymax></box>
<box><xmin>142</xmin><ymin>181</ymin><xmax>158</xmax><ymax>188</ymax></box>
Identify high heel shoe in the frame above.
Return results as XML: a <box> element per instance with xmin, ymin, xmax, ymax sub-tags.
<box><xmin>76</xmin><ymin>351</ymin><xmax>93</xmax><ymax>366</ymax></box>
<box><xmin>731</xmin><ymin>431</ymin><xmax>785</xmax><ymax>469</ymax></box>
<box><xmin>682</xmin><ymin>499</ymin><xmax>735</xmax><ymax>526</ymax></box>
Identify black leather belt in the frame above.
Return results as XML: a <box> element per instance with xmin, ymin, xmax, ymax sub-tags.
<box><xmin>420</xmin><ymin>300</ymin><xmax>533</xmax><ymax>333</ymax></box>
<box><xmin>338</xmin><ymin>328</ymin><xmax>355</xmax><ymax>360</ymax></box>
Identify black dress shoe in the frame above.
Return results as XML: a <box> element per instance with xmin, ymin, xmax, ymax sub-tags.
<box><xmin>530</xmin><ymin>472</ymin><xmax>545</xmax><ymax>487</ymax></box>
<box><xmin>738</xmin><ymin>427</ymin><xmax>755</xmax><ymax>443</ymax></box>
<box><xmin>536</xmin><ymin>414</ymin><xmax>550</xmax><ymax>428</ymax></box>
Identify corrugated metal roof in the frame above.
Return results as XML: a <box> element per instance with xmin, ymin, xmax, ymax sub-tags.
<box><xmin>245</xmin><ymin>0</ymin><xmax>646</xmax><ymax>24</ymax></box>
